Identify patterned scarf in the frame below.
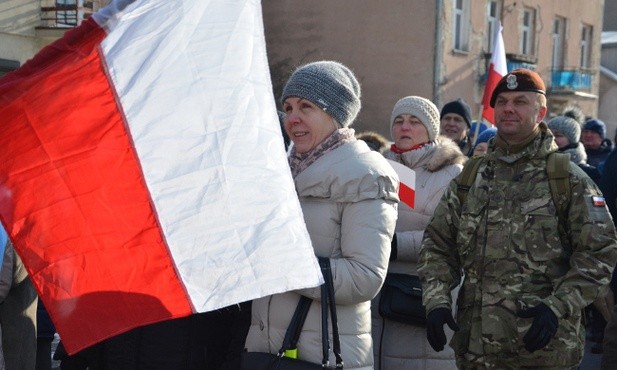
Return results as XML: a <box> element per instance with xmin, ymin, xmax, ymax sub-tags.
<box><xmin>289</xmin><ymin>128</ymin><xmax>356</xmax><ymax>178</ymax></box>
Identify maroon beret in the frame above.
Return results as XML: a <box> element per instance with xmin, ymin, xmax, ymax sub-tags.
<box><xmin>489</xmin><ymin>68</ymin><xmax>546</xmax><ymax>108</ymax></box>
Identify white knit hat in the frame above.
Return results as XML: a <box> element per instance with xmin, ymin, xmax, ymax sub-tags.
<box><xmin>390</xmin><ymin>96</ymin><xmax>440</xmax><ymax>141</ymax></box>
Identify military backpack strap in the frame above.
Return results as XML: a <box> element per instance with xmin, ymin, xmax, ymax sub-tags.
<box><xmin>456</xmin><ymin>156</ymin><xmax>484</xmax><ymax>206</ymax></box>
<box><xmin>547</xmin><ymin>152</ymin><xmax>572</xmax><ymax>251</ymax></box>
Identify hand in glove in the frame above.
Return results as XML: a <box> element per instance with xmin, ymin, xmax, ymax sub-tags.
<box><xmin>517</xmin><ymin>303</ymin><xmax>558</xmax><ymax>353</ymax></box>
<box><xmin>426</xmin><ymin>307</ymin><xmax>460</xmax><ymax>352</ymax></box>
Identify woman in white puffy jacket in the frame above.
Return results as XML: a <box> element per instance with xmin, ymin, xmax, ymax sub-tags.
<box><xmin>244</xmin><ymin>61</ymin><xmax>399</xmax><ymax>370</ymax></box>
<box><xmin>372</xmin><ymin>96</ymin><xmax>466</xmax><ymax>370</ymax></box>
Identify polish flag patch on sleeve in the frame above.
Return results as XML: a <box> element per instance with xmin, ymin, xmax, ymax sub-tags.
<box><xmin>592</xmin><ymin>195</ymin><xmax>606</xmax><ymax>207</ymax></box>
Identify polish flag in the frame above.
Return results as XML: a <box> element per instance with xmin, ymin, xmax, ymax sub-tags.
<box><xmin>0</xmin><ymin>0</ymin><xmax>323</xmax><ymax>354</ymax></box>
<box><xmin>481</xmin><ymin>22</ymin><xmax>507</xmax><ymax>125</ymax></box>
<box><xmin>387</xmin><ymin>160</ymin><xmax>415</xmax><ymax>209</ymax></box>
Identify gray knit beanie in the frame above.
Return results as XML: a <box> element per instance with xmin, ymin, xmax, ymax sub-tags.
<box><xmin>281</xmin><ymin>61</ymin><xmax>361</xmax><ymax>128</ymax></box>
<box><xmin>548</xmin><ymin>115</ymin><xmax>581</xmax><ymax>145</ymax></box>
<box><xmin>390</xmin><ymin>96</ymin><xmax>441</xmax><ymax>141</ymax></box>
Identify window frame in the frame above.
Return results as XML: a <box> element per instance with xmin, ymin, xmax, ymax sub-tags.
<box><xmin>551</xmin><ymin>16</ymin><xmax>566</xmax><ymax>69</ymax></box>
<box><xmin>486</xmin><ymin>0</ymin><xmax>502</xmax><ymax>52</ymax></box>
<box><xmin>520</xmin><ymin>7</ymin><xmax>536</xmax><ymax>56</ymax></box>
<box><xmin>453</xmin><ymin>0</ymin><xmax>471</xmax><ymax>52</ymax></box>
<box><xmin>580</xmin><ymin>23</ymin><xmax>593</xmax><ymax>69</ymax></box>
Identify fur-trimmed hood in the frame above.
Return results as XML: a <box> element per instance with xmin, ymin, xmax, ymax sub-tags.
<box><xmin>384</xmin><ymin>135</ymin><xmax>467</xmax><ymax>172</ymax></box>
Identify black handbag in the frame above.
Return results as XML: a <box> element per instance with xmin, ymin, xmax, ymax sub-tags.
<box><xmin>378</xmin><ymin>272</ymin><xmax>426</xmax><ymax>326</ymax></box>
<box><xmin>241</xmin><ymin>257</ymin><xmax>343</xmax><ymax>369</ymax></box>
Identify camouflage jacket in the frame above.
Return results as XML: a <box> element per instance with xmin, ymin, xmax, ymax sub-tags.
<box><xmin>419</xmin><ymin>124</ymin><xmax>617</xmax><ymax>367</ymax></box>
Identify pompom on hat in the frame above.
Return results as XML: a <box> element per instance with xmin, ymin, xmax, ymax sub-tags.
<box><xmin>440</xmin><ymin>98</ymin><xmax>472</xmax><ymax>128</ymax></box>
<box><xmin>390</xmin><ymin>96</ymin><xmax>441</xmax><ymax>141</ymax></box>
<box><xmin>281</xmin><ymin>61</ymin><xmax>361</xmax><ymax>128</ymax></box>
<box><xmin>548</xmin><ymin>116</ymin><xmax>581</xmax><ymax>145</ymax></box>
<box><xmin>489</xmin><ymin>68</ymin><xmax>546</xmax><ymax>108</ymax></box>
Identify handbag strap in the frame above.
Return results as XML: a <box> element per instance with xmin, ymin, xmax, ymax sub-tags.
<box><xmin>318</xmin><ymin>257</ymin><xmax>343</xmax><ymax>368</ymax></box>
<box><xmin>276</xmin><ymin>257</ymin><xmax>344</xmax><ymax>368</ymax></box>
<box><xmin>277</xmin><ymin>295</ymin><xmax>312</xmax><ymax>356</ymax></box>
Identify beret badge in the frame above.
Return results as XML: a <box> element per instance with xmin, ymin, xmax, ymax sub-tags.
<box><xmin>506</xmin><ymin>74</ymin><xmax>518</xmax><ymax>90</ymax></box>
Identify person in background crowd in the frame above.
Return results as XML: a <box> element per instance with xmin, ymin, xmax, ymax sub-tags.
<box><xmin>419</xmin><ymin>69</ymin><xmax>617</xmax><ymax>369</ymax></box>
<box><xmin>56</xmin><ymin>302</ymin><xmax>250</xmax><ymax>370</ymax></box>
<box><xmin>0</xmin><ymin>229</ymin><xmax>10</xmax><ymax>370</ymax></box>
<box><xmin>245</xmin><ymin>61</ymin><xmax>399</xmax><ymax>370</ymax></box>
<box><xmin>548</xmin><ymin>115</ymin><xmax>601</xmax><ymax>184</ymax></box>
<box><xmin>469</xmin><ymin>121</ymin><xmax>488</xmax><ymax>148</ymax></box>
<box><xmin>202</xmin><ymin>302</ymin><xmax>252</xmax><ymax>370</ymax></box>
<box><xmin>0</xmin><ymin>240</ymin><xmax>38</xmax><ymax>370</ymax></box>
<box><xmin>582</xmin><ymin>118</ymin><xmax>613</xmax><ymax>169</ymax></box>
<box><xmin>601</xmin><ymin>147</ymin><xmax>617</xmax><ymax>370</ymax></box>
<box><xmin>36</xmin><ymin>300</ymin><xmax>56</xmax><ymax>370</ymax></box>
<box><xmin>547</xmin><ymin>114</ymin><xmax>608</xmax><ymax>354</ymax></box>
<box><xmin>372</xmin><ymin>95</ymin><xmax>466</xmax><ymax>370</ymax></box>
<box><xmin>356</xmin><ymin>130</ymin><xmax>390</xmax><ymax>153</ymax></box>
<box><xmin>471</xmin><ymin>127</ymin><xmax>497</xmax><ymax>157</ymax></box>
<box><xmin>600</xmin><ymin>148</ymin><xmax>617</xmax><ymax>224</ymax></box>
<box><xmin>439</xmin><ymin>98</ymin><xmax>474</xmax><ymax>156</ymax></box>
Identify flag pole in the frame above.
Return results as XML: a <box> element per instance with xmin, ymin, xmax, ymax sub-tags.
<box><xmin>472</xmin><ymin>110</ymin><xmax>484</xmax><ymax>147</ymax></box>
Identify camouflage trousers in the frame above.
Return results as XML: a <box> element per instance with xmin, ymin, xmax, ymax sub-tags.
<box><xmin>456</xmin><ymin>353</ymin><xmax>579</xmax><ymax>369</ymax></box>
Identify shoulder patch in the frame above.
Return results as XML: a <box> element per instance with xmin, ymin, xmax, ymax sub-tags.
<box><xmin>591</xmin><ymin>195</ymin><xmax>606</xmax><ymax>207</ymax></box>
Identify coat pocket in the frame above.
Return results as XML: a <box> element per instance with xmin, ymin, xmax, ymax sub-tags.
<box><xmin>457</xmin><ymin>201</ymin><xmax>486</xmax><ymax>264</ymax></box>
<box><xmin>522</xmin><ymin>198</ymin><xmax>561</xmax><ymax>262</ymax></box>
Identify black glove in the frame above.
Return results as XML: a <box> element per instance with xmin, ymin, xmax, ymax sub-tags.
<box><xmin>426</xmin><ymin>307</ymin><xmax>460</xmax><ymax>352</ymax></box>
<box><xmin>389</xmin><ymin>235</ymin><xmax>398</xmax><ymax>261</ymax></box>
<box><xmin>517</xmin><ymin>303</ymin><xmax>558</xmax><ymax>352</ymax></box>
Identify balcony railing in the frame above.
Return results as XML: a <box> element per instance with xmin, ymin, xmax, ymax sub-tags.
<box><xmin>39</xmin><ymin>0</ymin><xmax>99</xmax><ymax>29</ymax></box>
<box><xmin>550</xmin><ymin>69</ymin><xmax>593</xmax><ymax>91</ymax></box>
<box><xmin>480</xmin><ymin>53</ymin><xmax>538</xmax><ymax>83</ymax></box>
<box><xmin>507</xmin><ymin>61</ymin><xmax>537</xmax><ymax>72</ymax></box>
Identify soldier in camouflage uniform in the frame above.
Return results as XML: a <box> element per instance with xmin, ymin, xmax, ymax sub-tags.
<box><xmin>418</xmin><ymin>69</ymin><xmax>617</xmax><ymax>369</ymax></box>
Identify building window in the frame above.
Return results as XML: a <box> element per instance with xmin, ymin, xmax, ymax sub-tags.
<box><xmin>580</xmin><ymin>23</ymin><xmax>593</xmax><ymax>68</ymax></box>
<box><xmin>486</xmin><ymin>1</ymin><xmax>502</xmax><ymax>52</ymax></box>
<box><xmin>453</xmin><ymin>0</ymin><xmax>470</xmax><ymax>51</ymax></box>
<box><xmin>520</xmin><ymin>7</ymin><xmax>536</xmax><ymax>55</ymax></box>
<box><xmin>552</xmin><ymin>17</ymin><xmax>566</xmax><ymax>69</ymax></box>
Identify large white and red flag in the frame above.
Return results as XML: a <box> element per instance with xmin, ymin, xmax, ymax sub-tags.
<box><xmin>481</xmin><ymin>22</ymin><xmax>507</xmax><ymax>125</ymax></box>
<box><xmin>0</xmin><ymin>0</ymin><xmax>323</xmax><ymax>354</ymax></box>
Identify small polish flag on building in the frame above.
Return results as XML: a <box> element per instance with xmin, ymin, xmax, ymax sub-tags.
<box><xmin>0</xmin><ymin>0</ymin><xmax>323</xmax><ymax>354</ymax></box>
